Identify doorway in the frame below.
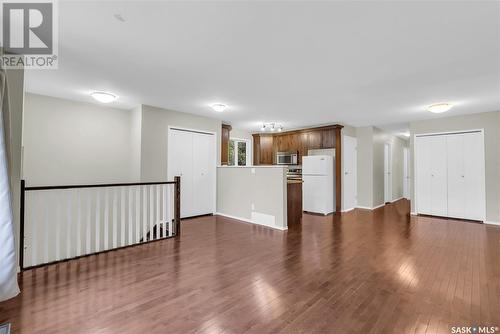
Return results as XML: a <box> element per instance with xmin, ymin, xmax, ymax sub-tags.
<box><xmin>384</xmin><ymin>143</ymin><xmax>392</xmax><ymax>203</ymax></box>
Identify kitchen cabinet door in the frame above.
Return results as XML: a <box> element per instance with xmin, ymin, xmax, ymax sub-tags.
<box><xmin>260</xmin><ymin>135</ymin><xmax>274</xmax><ymax>165</ymax></box>
<box><xmin>321</xmin><ymin>129</ymin><xmax>335</xmax><ymax>148</ymax></box>
<box><xmin>307</xmin><ymin>131</ymin><xmax>322</xmax><ymax>151</ymax></box>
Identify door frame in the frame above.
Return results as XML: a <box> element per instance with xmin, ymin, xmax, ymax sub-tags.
<box><xmin>342</xmin><ymin>135</ymin><xmax>357</xmax><ymax>212</ymax></box>
<box><xmin>403</xmin><ymin>147</ymin><xmax>410</xmax><ymax>199</ymax></box>
<box><xmin>384</xmin><ymin>142</ymin><xmax>392</xmax><ymax>203</ymax></box>
<box><xmin>167</xmin><ymin>126</ymin><xmax>217</xmax><ymax>216</ymax></box>
<box><xmin>413</xmin><ymin>129</ymin><xmax>486</xmax><ymax>221</ymax></box>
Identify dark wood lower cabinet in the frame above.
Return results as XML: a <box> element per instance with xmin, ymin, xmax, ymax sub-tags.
<box><xmin>287</xmin><ymin>180</ymin><xmax>303</xmax><ymax>225</ymax></box>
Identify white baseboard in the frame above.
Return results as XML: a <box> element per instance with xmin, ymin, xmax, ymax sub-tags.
<box><xmin>372</xmin><ymin>203</ymin><xmax>385</xmax><ymax>210</ymax></box>
<box><xmin>485</xmin><ymin>221</ymin><xmax>500</xmax><ymax>226</ymax></box>
<box><xmin>355</xmin><ymin>205</ymin><xmax>373</xmax><ymax>210</ymax></box>
<box><xmin>410</xmin><ymin>212</ymin><xmax>418</xmax><ymax>216</ymax></box>
<box><xmin>215</xmin><ymin>212</ymin><xmax>287</xmax><ymax>231</ymax></box>
<box><xmin>342</xmin><ymin>207</ymin><xmax>356</xmax><ymax>213</ymax></box>
<box><xmin>391</xmin><ymin>197</ymin><xmax>405</xmax><ymax>203</ymax></box>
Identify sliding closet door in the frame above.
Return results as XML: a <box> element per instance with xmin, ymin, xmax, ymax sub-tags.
<box><xmin>429</xmin><ymin>136</ymin><xmax>448</xmax><ymax>217</ymax></box>
<box><xmin>463</xmin><ymin>132</ymin><xmax>484</xmax><ymax>220</ymax></box>
<box><xmin>446</xmin><ymin>134</ymin><xmax>466</xmax><ymax>219</ymax></box>
<box><xmin>192</xmin><ymin>132</ymin><xmax>215</xmax><ymax>216</ymax></box>
<box><xmin>169</xmin><ymin>129</ymin><xmax>194</xmax><ymax>218</ymax></box>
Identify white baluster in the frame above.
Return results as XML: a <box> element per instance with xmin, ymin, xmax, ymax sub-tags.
<box><xmin>156</xmin><ymin>185</ymin><xmax>161</xmax><ymax>238</ymax></box>
<box><xmin>104</xmin><ymin>188</ymin><xmax>109</xmax><ymax>250</ymax></box>
<box><xmin>120</xmin><ymin>187</ymin><xmax>125</xmax><ymax>247</ymax></box>
<box><xmin>86</xmin><ymin>189</ymin><xmax>91</xmax><ymax>255</ymax></box>
<box><xmin>112</xmin><ymin>187</ymin><xmax>118</xmax><ymax>248</ymax></box>
<box><xmin>31</xmin><ymin>192</ymin><xmax>37</xmax><ymax>266</ymax></box>
<box><xmin>162</xmin><ymin>185</ymin><xmax>167</xmax><ymax>238</ymax></box>
<box><xmin>149</xmin><ymin>186</ymin><xmax>154</xmax><ymax>240</ymax></box>
<box><xmin>135</xmin><ymin>186</ymin><xmax>140</xmax><ymax>243</ymax></box>
<box><xmin>55</xmin><ymin>191</ymin><xmax>61</xmax><ymax>261</ymax></box>
<box><xmin>67</xmin><ymin>190</ymin><xmax>72</xmax><ymax>259</ymax></box>
<box><xmin>95</xmin><ymin>190</ymin><xmax>100</xmax><ymax>252</ymax></box>
<box><xmin>128</xmin><ymin>187</ymin><xmax>133</xmax><ymax>246</ymax></box>
<box><xmin>142</xmin><ymin>186</ymin><xmax>147</xmax><ymax>242</ymax></box>
<box><xmin>76</xmin><ymin>189</ymin><xmax>82</xmax><ymax>257</ymax></box>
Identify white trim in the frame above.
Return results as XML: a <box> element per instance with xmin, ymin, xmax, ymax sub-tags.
<box><xmin>414</xmin><ymin>129</ymin><xmax>484</xmax><ymax>138</ymax></box>
<box><xmin>342</xmin><ymin>207</ymin><xmax>356</xmax><ymax>213</ymax></box>
<box><xmin>413</xmin><ymin>129</ymin><xmax>486</xmax><ymax>222</ymax></box>
<box><xmin>215</xmin><ymin>212</ymin><xmax>288</xmax><ymax>231</ymax></box>
<box><xmin>391</xmin><ymin>197</ymin><xmax>404</xmax><ymax>203</ymax></box>
<box><xmin>355</xmin><ymin>203</ymin><xmax>385</xmax><ymax>211</ymax></box>
<box><xmin>167</xmin><ymin>126</ymin><xmax>217</xmax><ymax>217</ymax></box>
<box><xmin>485</xmin><ymin>221</ymin><xmax>500</xmax><ymax>226</ymax></box>
<box><xmin>355</xmin><ymin>205</ymin><xmax>373</xmax><ymax>210</ymax></box>
<box><xmin>410</xmin><ymin>211</ymin><xmax>417</xmax><ymax>216</ymax></box>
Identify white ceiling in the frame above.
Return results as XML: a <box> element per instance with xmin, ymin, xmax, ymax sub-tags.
<box><xmin>25</xmin><ymin>1</ymin><xmax>500</xmax><ymax>132</ymax></box>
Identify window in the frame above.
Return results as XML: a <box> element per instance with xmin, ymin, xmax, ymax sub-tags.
<box><xmin>228</xmin><ymin>138</ymin><xmax>251</xmax><ymax>166</ymax></box>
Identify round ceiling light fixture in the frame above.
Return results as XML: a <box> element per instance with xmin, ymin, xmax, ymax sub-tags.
<box><xmin>91</xmin><ymin>91</ymin><xmax>118</xmax><ymax>103</ymax></box>
<box><xmin>427</xmin><ymin>103</ymin><xmax>453</xmax><ymax>113</ymax></box>
<box><xmin>211</xmin><ymin>104</ymin><xmax>227</xmax><ymax>112</ymax></box>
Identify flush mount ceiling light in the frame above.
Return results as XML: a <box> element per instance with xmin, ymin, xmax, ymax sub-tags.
<box><xmin>211</xmin><ymin>104</ymin><xmax>227</xmax><ymax>112</ymax></box>
<box><xmin>427</xmin><ymin>103</ymin><xmax>453</xmax><ymax>113</ymax></box>
<box><xmin>261</xmin><ymin>122</ymin><xmax>283</xmax><ymax>132</ymax></box>
<box><xmin>91</xmin><ymin>91</ymin><xmax>118</xmax><ymax>103</ymax></box>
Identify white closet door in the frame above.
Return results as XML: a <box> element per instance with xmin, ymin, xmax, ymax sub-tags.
<box><xmin>463</xmin><ymin>132</ymin><xmax>484</xmax><ymax>220</ymax></box>
<box><xmin>446</xmin><ymin>134</ymin><xmax>466</xmax><ymax>219</ymax></box>
<box><xmin>416</xmin><ymin>136</ymin><xmax>432</xmax><ymax>214</ymax></box>
<box><xmin>169</xmin><ymin>130</ymin><xmax>194</xmax><ymax>218</ymax></box>
<box><xmin>429</xmin><ymin>136</ymin><xmax>448</xmax><ymax>216</ymax></box>
<box><xmin>192</xmin><ymin>133</ymin><xmax>215</xmax><ymax>216</ymax></box>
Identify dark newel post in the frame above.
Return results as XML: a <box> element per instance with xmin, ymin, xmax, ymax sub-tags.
<box><xmin>19</xmin><ymin>179</ymin><xmax>25</xmax><ymax>270</ymax></box>
<box><xmin>174</xmin><ymin>176</ymin><xmax>181</xmax><ymax>236</ymax></box>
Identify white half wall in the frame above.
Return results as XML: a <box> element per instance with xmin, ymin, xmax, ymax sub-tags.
<box><xmin>217</xmin><ymin>166</ymin><xmax>287</xmax><ymax>230</ymax></box>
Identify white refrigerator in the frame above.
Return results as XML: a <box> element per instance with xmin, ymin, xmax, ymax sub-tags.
<box><xmin>302</xmin><ymin>155</ymin><xmax>335</xmax><ymax>215</ymax></box>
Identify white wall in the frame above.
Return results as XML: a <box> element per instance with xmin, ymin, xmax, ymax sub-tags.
<box><xmin>23</xmin><ymin>93</ymin><xmax>140</xmax><ymax>185</ymax></box>
<box><xmin>409</xmin><ymin>111</ymin><xmax>500</xmax><ymax>223</ymax></box>
<box><xmin>217</xmin><ymin>166</ymin><xmax>287</xmax><ymax>230</ymax></box>
<box><xmin>140</xmin><ymin>104</ymin><xmax>221</xmax><ymax>181</ymax></box>
<box><xmin>355</xmin><ymin>126</ymin><xmax>374</xmax><ymax>208</ymax></box>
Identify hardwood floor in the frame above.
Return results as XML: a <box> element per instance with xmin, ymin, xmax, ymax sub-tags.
<box><xmin>1</xmin><ymin>199</ymin><xmax>500</xmax><ymax>333</ymax></box>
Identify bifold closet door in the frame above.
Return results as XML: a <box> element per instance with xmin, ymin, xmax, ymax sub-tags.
<box><xmin>447</xmin><ymin>132</ymin><xmax>484</xmax><ymax>220</ymax></box>
<box><xmin>416</xmin><ymin>135</ymin><xmax>447</xmax><ymax>216</ymax></box>
<box><xmin>446</xmin><ymin>134</ymin><xmax>466</xmax><ymax>219</ymax></box>
<box><xmin>169</xmin><ymin>130</ymin><xmax>194</xmax><ymax>218</ymax></box>
<box><xmin>192</xmin><ymin>132</ymin><xmax>215</xmax><ymax>217</ymax></box>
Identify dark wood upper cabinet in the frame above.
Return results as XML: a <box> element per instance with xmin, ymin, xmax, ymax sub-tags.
<box><xmin>253</xmin><ymin>125</ymin><xmax>343</xmax><ymax>165</ymax></box>
<box><xmin>221</xmin><ymin>124</ymin><xmax>232</xmax><ymax>165</ymax></box>
<box><xmin>307</xmin><ymin>131</ymin><xmax>322</xmax><ymax>150</ymax></box>
<box><xmin>252</xmin><ymin>134</ymin><xmax>274</xmax><ymax>165</ymax></box>
<box><xmin>321</xmin><ymin>129</ymin><xmax>335</xmax><ymax>148</ymax></box>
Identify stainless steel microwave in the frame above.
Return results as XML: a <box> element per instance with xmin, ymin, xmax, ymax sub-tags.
<box><xmin>277</xmin><ymin>152</ymin><xmax>298</xmax><ymax>165</ymax></box>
